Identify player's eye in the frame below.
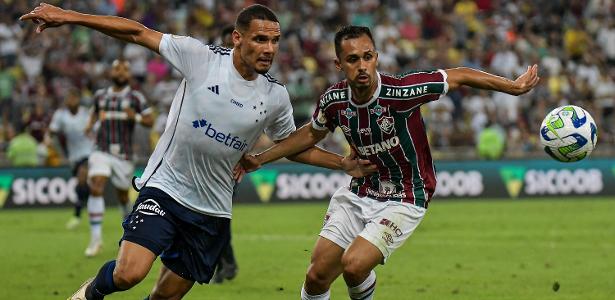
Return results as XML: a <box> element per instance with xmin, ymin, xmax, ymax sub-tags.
<box><xmin>364</xmin><ymin>54</ymin><xmax>373</xmax><ymax>61</ymax></box>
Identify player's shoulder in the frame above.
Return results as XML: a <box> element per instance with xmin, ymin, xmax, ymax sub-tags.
<box><xmin>206</xmin><ymin>44</ymin><xmax>232</xmax><ymax>57</ymax></box>
<box><xmin>128</xmin><ymin>88</ymin><xmax>146</xmax><ymax>98</ymax></box>
<box><xmin>318</xmin><ymin>80</ymin><xmax>349</xmax><ymax>109</ymax></box>
<box><xmin>259</xmin><ymin>72</ymin><xmax>287</xmax><ymax>100</ymax></box>
<box><xmin>381</xmin><ymin>69</ymin><xmax>445</xmax><ymax>86</ymax></box>
<box><xmin>93</xmin><ymin>88</ymin><xmax>108</xmax><ymax>98</ymax></box>
<box><xmin>261</xmin><ymin>72</ymin><xmax>285</xmax><ymax>88</ymax></box>
<box><xmin>52</xmin><ymin>107</ymin><xmax>67</xmax><ymax>118</ymax></box>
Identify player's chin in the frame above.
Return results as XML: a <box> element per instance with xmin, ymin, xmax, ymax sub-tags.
<box><xmin>255</xmin><ymin>65</ymin><xmax>272</xmax><ymax>74</ymax></box>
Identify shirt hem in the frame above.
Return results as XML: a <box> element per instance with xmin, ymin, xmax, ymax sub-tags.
<box><xmin>145</xmin><ymin>182</ymin><xmax>232</xmax><ymax>219</ymax></box>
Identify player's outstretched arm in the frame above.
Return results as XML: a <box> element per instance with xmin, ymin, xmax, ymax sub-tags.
<box><xmin>253</xmin><ymin>123</ymin><xmax>329</xmax><ymax>167</ymax></box>
<box><xmin>236</xmin><ymin>124</ymin><xmax>377</xmax><ymax>181</ymax></box>
<box><xmin>19</xmin><ymin>3</ymin><xmax>162</xmax><ymax>53</ymax></box>
<box><xmin>445</xmin><ymin>64</ymin><xmax>540</xmax><ymax>96</ymax></box>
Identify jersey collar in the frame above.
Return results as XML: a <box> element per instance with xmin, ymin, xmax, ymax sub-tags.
<box><xmin>229</xmin><ymin>49</ymin><xmax>257</xmax><ymax>87</ymax></box>
<box><xmin>348</xmin><ymin>72</ymin><xmax>381</xmax><ymax>108</ymax></box>
<box><xmin>107</xmin><ymin>85</ymin><xmax>131</xmax><ymax>96</ymax></box>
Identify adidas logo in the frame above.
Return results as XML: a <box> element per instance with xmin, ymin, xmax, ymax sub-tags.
<box><xmin>208</xmin><ymin>85</ymin><xmax>220</xmax><ymax>95</ymax></box>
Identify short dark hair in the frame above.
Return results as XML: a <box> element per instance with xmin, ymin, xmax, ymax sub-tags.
<box><xmin>221</xmin><ymin>25</ymin><xmax>235</xmax><ymax>38</ymax></box>
<box><xmin>235</xmin><ymin>4</ymin><xmax>279</xmax><ymax>32</ymax></box>
<box><xmin>334</xmin><ymin>26</ymin><xmax>375</xmax><ymax>58</ymax></box>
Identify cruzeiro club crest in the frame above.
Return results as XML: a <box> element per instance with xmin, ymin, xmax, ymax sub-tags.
<box><xmin>377</xmin><ymin>115</ymin><xmax>395</xmax><ymax>134</ymax></box>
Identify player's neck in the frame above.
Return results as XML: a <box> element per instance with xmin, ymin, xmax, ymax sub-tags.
<box><xmin>232</xmin><ymin>51</ymin><xmax>258</xmax><ymax>81</ymax></box>
<box><xmin>112</xmin><ymin>84</ymin><xmax>128</xmax><ymax>92</ymax></box>
<box><xmin>350</xmin><ymin>79</ymin><xmax>378</xmax><ymax>104</ymax></box>
<box><xmin>68</xmin><ymin>107</ymin><xmax>78</xmax><ymax>115</ymax></box>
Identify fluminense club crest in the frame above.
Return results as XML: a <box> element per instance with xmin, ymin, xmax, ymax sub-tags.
<box><xmin>377</xmin><ymin>115</ymin><xmax>395</xmax><ymax>134</ymax></box>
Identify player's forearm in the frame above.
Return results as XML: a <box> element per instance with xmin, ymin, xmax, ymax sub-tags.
<box><xmin>64</xmin><ymin>11</ymin><xmax>161</xmax><ymax>52</ymax></box>
<box><xmin>257</xmin><ymin>125</ymin><xmax>322</xmax><ymax>165</ymax></box>
<box><xmin>257</xmin><ymin>138</ymin><xmax>317</xmax><ymax>165</ymax></box>
<box><xmin>287</xmin><ymin>147</ymin><xmax>343</xmax><ymax>170</ymax></box>
<box><xmin>446</xmin><ymin>67</ymin><xmax>520</xmax><ymax>95</ymax></box>
<box><xmin>139</xmin><ymin>114</ymin><xmax>155</xmax><ymax>128</ymax></box>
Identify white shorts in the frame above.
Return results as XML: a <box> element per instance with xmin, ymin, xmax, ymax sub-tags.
<box><xmin>320</xmin><ymin>187</ymin><xmax>426</xmax><ymax>262</ymax></box>
<box><xmin>87</xmin><ymin>151</ymin><xmax>134</xmax><ymax>191</ymax></box>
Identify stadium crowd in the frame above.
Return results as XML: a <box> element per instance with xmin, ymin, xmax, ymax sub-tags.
<box><xmin>0</xmin><ymin>0</ymin><xmax>614</xmax><ymax>166</ymax></box>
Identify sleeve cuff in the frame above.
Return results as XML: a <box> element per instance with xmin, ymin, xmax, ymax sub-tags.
<box><xmin>437</xmin><ymin>69</ymin><xmax>449</xmax><ymax>95</ymax></box>
<box><xmin>311</xmin><ymin>119</ymin><xmax>329</xmax><ymax>131</ymax></box>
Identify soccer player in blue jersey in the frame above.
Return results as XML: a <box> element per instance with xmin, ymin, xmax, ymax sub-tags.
<box><xmin>21</xmin><ymin>3</ymin><xmax>375</xmax><ymax>300</ymax></box>
<box><xmin>240</xmin><ymin>26</ymin><xmax>539</xmax><ymax>300</ymax></box>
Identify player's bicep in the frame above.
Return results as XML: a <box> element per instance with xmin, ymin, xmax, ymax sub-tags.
<box><xmin>443</xmin><ymin>68</ymin><xmax>464</xmax><ymax>90</ymax></box>
<box><xmin>265</xmin><ymin>92</ymin><xmax>296</xmax><ymax>141</ymax></box>
<box><xmin>311</xmin><ymin>105</ymin><xmax>335</xmax><ymax>132</ymax></box>
<box><xmin>138</xmin><ymin>29</ymin><xmax>163</xmax><ymax>53</ymax></box>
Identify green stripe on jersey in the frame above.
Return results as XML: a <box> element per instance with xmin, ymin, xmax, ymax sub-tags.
<box><xmin>392</xmin><ymin>112</ymin><xmax>426</xmax><ymax>205</ymax></box>
<box><xmin>368</xmin><ymin>102</ymin><xmax>403</xmax><ymax>194</ymax></box>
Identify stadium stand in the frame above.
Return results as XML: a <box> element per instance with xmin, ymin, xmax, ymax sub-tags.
<box><xmin>0</xmin><ymin>0</ymin><xmax>613</xmax><ymax>166</ymax></box>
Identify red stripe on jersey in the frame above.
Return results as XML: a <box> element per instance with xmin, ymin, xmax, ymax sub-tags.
<box><xmin>406</xmin><ymin>111</ymin><xmax>437</xmax><ymax>202</ymax></box>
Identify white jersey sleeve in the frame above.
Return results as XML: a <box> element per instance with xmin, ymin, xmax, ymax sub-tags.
<box><xmin>265</xmin><ymin>88</ymin><xmax>296</xmax><ymax>141</ymax></box>
<box><xmin>159</xmin><ymin>34</ymin><xmax>212</xmax><ymax>80</ymax></box>
<box><xmin>49</xmin><ymin>110</ymin><xmax>63</xmax><ymax>133</ymax></box>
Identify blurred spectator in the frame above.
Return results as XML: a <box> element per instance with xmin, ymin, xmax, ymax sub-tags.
<box><xmin>0</xmin><ymin>0</ymin><xmax>613</xmax><ymax>163</ymax></box>
<box><xmin>7</xmin><ymin>123</ymin><xmax>39</xmax><ymax>166</ymax></box>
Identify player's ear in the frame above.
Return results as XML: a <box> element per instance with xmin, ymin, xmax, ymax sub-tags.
<box><xmin>232</xmin><ymin>30</ymin><xmax>242</xmax><ymax>48</ymax></box>
<box><xmin>334</xmin><ymin>58</ymin><xmax>342</xmax><ymax>72</ymax></box>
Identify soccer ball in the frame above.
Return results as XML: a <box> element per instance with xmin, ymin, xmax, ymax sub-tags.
<box><xmin>539</xmin><ymin>105</ymin><xmax>597</xmax><ymax>162</ymax></box>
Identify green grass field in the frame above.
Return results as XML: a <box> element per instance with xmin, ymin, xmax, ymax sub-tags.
<box><xmin>1</xmin><ymin>198</ymin><xmax>614</xmax><ymax>300</ymax></box>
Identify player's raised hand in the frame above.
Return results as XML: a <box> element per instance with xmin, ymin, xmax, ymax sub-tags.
<box><xmin>512</xmin><ymin>64</ymin><xmax>540</xmax><ymax>95</ymax></box>
<box><xmin>19</xmin><ymin>3</ymin><xmax>69</xmax><ymax>33</ymax></box>
<box><xmin>341</xmin><ymin>147</ymin><xmax>378</xmax><ymax>178</ymax></box>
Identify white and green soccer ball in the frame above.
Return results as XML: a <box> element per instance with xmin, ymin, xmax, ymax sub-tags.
<box><xmin>540</xmin><ymin>105</ymin><xmax>597</xmax><ymax>162</ymax></box>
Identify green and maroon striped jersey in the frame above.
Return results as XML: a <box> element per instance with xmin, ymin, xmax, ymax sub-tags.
<box><xmin>312</xmin><ymin>70</ymin><xmax>448</xmax><ymax>208</ymax></box>
<box><xmin>93</xmin><ymin>86</ymin><xmax>151</xmax><ymax>160</ymax></box>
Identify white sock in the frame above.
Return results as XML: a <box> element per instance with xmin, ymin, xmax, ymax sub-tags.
<box><xmin>348</xmin><ymin>270</ymin><xmax>376</xmax><ymax>300</ymax></box>
<box><xmin>87</xmin><ymin>195</ymin><xmax>105</xmax><ymax>241</ymax></box>
<box><xmin>301</xmin><ymin>284</ymin><xmax>330</xmax><ymax>300</ymax></box>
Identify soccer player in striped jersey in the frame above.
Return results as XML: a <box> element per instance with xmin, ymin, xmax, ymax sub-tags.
<box><xmin>241</xmin><ymin>26</ymin><xmax>540</xmax><ymax>300</ymax></box>
<box><xmin>21</xmin><ymin>4</ymin><xmax>374</xmax><ymax>300</ymax></box>
<box><xmin>83</xmin><ymin>58</ymin><xmax>154</xmax><ymax>257</ymax></box>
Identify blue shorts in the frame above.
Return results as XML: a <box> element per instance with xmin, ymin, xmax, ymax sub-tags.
<box><xmin>120</xmin><ymin>187</ymin><xmax>230</xmax><ymax>284</ymax></box>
